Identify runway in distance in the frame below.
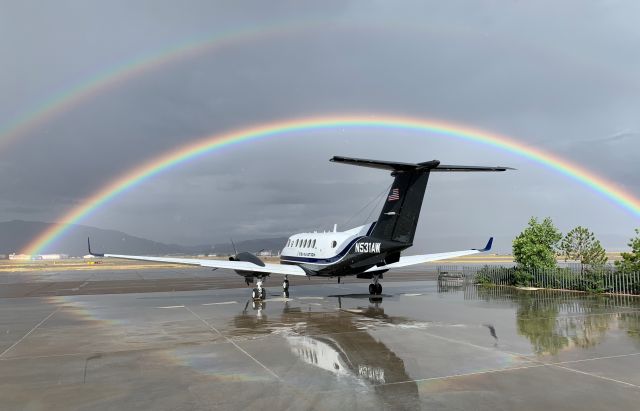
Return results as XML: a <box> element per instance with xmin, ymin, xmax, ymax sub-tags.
<box><xmin>88</xmin><ymin>156</ymin><xmax>513</xmax><ymax>299</ymax></box>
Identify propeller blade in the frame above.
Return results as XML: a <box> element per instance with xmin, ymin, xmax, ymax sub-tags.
<box><xmin>230</xmin><ymin>238</ymin><xmax>238</xmax><ymax>255</ymax></box>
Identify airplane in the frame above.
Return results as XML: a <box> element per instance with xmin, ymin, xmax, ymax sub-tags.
<box><xmin>88</xmin><ymin>156</ymin><xmax>513</xmax><ymax>300</ymax></box>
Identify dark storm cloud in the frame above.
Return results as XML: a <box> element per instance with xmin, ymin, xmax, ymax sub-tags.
<box><xmin>1</xmin><ymin>1</ymin><xmax>639</xmax><ymax>251</ymax></box>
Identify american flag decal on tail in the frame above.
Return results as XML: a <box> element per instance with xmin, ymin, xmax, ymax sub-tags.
<box><xmin>388</xmin><ymin>188</ymin><xmax>400</xmax><ymax>201</ymax></box>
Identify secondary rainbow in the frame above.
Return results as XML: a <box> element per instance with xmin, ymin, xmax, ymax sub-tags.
<box><xmin>0</xmin><ymin>21</ymin><xmax>321</xmax><ymax>151</ymax></box>
<box><xmin>23</xmin><ymin>115</ymin><xmax>640</xmax><ymax>255</ymax></box>
<box><xmin>2</xmin><ymin>19</ymin><xmax>628</xmax><ymax>154</ymax></box>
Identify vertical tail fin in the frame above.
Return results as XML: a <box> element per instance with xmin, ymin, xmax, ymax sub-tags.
<box><xmin>371</xmin><ymin>169</ymin><xmax>432</xmax><ymax>244</ymax></box>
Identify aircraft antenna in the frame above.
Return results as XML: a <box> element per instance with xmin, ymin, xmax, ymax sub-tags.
<box><xmin>341</xmin><ymin>182</ymin><xmax>392</xmax><ymax>228</ymax></box>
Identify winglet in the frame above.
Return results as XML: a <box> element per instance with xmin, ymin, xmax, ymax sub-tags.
<box><xmin>474</xmin><ymin>237</ymin><xmax>493</xmax><ymax>252</ymax></box>
<box><xmin>87</xmin><ymin>237</ymin><xmax>104</xmax><ymax>257</ymax></box>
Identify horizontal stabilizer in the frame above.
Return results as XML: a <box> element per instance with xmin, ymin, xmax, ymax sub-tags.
<box><xmin>331</xmin><ymin>156</ymin><xmax>514</xmax><ymax>172</ymax></box>
<box><xmin>330</xmin><ymin>156</ymin><xmax>439</xmax><ymax>171</ymax></box>
<box><xmin>432</xmin><ymin>165</ymin><xmax>515</xmax><ymax>172</ymax></box>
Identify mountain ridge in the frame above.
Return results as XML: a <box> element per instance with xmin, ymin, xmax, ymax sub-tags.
<box><xmin>0</xmin><ymin>220</ymin><xmax>287</xmax><ymax>256</ymax></box>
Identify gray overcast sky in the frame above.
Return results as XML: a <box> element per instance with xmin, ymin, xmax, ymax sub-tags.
<box><xmin>1</xmin><ymin>0</ymin><xmax>639</xmax><ymax>253</ymax></box>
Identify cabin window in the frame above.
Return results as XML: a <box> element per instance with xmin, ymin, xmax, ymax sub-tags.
<box><xmin>331</xmin><ymin>240</ymin><xmax>337</xmax><ymax>248</ymax></box>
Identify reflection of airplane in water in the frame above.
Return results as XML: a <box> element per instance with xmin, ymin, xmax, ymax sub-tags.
<box><xmin>89</xmin><ymin>156</ymin><xmax>510</xmax><ymax>299</ymax></box>
<box><xmin>232</xmin><ymin>296</ymin><xmax>420</xmax><ymax>408</ymax></box>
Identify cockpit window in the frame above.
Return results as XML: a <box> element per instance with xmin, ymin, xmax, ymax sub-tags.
<box><xmin>331</xmin><ymin>240</ymin><xmax>337</xmax><ymax>248</ymax></box>
<box><xmin>312</xmin><ymin>239</ymin><xmax>316</xmax><ymax>248</ymax></box>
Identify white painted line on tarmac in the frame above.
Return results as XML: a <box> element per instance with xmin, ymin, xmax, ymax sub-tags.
<box><xmin>201</xmin><ymin>301</ymin><xmax>238</xmax><ymax>306</ymax></box>
<box><xmin>402</xmin><ymin>293</ymin><xmax>423</xmax><ymax>296</ymax></box>
<box><xmin>297</xmin><ymin>296</ymin><xmax>324</xmax><ymax>300</ymax></box>
<box><xmin>156</xmin><ymin>305</ymin><xmax>185</xmax><ymax>309</ymax></box>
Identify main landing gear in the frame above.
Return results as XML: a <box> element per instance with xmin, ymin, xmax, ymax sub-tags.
<box><xmin>250</xmin><ymin>276</ymin><xmax>290</xmax><ymax>300</ymax></box>
<box><xmin>251</xmin><ymin>278</ymin><xmax>267</xmax><ymax>300</ymax></box>
<box><xmin>368</xmin><ymin>275</ymin><xmax>382</xmax><ymax>295</ymax></box>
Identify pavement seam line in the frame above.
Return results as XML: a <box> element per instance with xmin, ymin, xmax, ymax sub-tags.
<box><xmin>549</xmin><ymin>363</ymin><xmax>640</xmax><ymax>389</ymax></box>
<box><xmin>183</xmin><ymin>305</ymin><xmax>282</xmax><ymax>381</ymax></box>
<box><xmin>0</xmin><ymin>308</ymin><xmax>59</xmax><ymax>359</ymax></box>
<box><xmin>501</xmin><ymin>350</ymin><xmax>640</xmax><ymax>389</ymax></box>
<box><xmin>380</xmin><ymin>363</ymin><xmax>546</xmax><ymax>386</ymax></box>
<box><xmin>554</xmin><ymin>352</ymin><xmax>640</xmax><ymax>365</ymax></box>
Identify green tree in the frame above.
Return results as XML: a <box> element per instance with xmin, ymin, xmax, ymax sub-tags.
<box><xmin>615</xmin><ymin>229</ymin><xmax>640</xmax><ymax>273</ymax></box>
<box><xmin>560</xmin><ymin>226</ymin><xmax>607</xmax><ymax>266</ymax></box>
<box><xmin>513</xmin><ymin>217</ymin><xmax>562</xmax><ymax>270</ymax></box>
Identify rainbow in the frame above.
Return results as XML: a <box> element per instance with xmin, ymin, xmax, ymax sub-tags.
<box><xmin>0</xmin><ymin>21</ymin><xmax>319</xmax><ymax>150</ymax></box>
<box><xmin>23</xmin><ymin>115</ymin><xmax>640</xmax><ymax>255</ymax></box>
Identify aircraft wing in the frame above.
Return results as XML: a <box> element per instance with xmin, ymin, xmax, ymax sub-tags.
<box><xmin>102</xmin><ymin>253</ymin><xmax>308</xmax><ymax>276</ymax></box>
<box><xmin>88</xmin><ymin>240</ymin><xmax>307</xmax><ymax>276</ymax></box>
<box><xmin>365</xmin><ymin>237</ymin><xmax>493</xmax><ymax>272</ymax></box>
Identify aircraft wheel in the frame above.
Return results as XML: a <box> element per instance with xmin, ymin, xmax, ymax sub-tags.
<box><xmin>251</xmin><ymin>288</ymin><xmax>259</xmax><ymax>300</ymax></box>
<box><xmin>283</xmin><ymin>280</ymin><xmax>289</xmax><ymax>291</ymax></box>
<box><xmin>368</xmin><ymin>284</ymin><xmax>375</xmax><ymax>295</ymax></box>
<box><xmin>260</xmin><ymin>288</ymin><xmax>266</xmax><ymax>300</ymax></box>
<box><xmin>375</xmin><ymin>283</ymin><xmax>382</xmax><ymax>295</ymax></box>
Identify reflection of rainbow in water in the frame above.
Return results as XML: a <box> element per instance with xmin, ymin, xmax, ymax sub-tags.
<box><xmin>41</xmin><ymin>294</ymin><xmax>528</xmax><ymax>386</ymax></box>
<box><xmin>44</xmin><ymin>295</ymin><xmax>269</xmax><ymax>382</ymax></box>
<box><xmin>23</xmin><ymin>115</ymin><xmax>640</xmax><ymax>255</ymax></box>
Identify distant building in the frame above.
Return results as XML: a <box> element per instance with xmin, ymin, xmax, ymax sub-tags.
<box><xmin>40</xmin><ymin>254</ymin><xmax>69</xmax><ymax>260</ymax></box>
<box><xmin>9</xmin><ymin>253</ymin><xmax>69</xmax><ymax>260</ymax></box>
<box><xmin>83</xmin><ymin>254</ymin><xmax>96</xmax><ymax>259</ymax></box>
<box><xmin>9</xmin><ymin>254</ymin><xmax>33</xmax><ymax>260</ymax></box>
<box><xmin>0</xmin><ymin>254</ymin><xmax>7</xmax><ymax>260</ymax></box>
<box><xmin>257</xmin><ymin>250</ymin><xmax>280</xmax><ymax>257</ymax></box>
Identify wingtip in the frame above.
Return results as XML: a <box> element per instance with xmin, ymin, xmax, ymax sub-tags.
<box><xmin>87</xmin><ymin>237</ymin><xmax>104</xmax><ymax>257</ymax></box>
<box><xmin>474</xmin><ymin>237</ymin><xmax>493</xmax><ymax>252</ymax></box>
<box><xmin>481</xmin><ymin>237</ymin><xmax>494</xmax><ymax>252</ymax></box>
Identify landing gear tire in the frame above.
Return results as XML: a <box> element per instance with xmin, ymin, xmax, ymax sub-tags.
<box><xmin>252</xmin><ymin>288</ymin><xmax>260</xmax><ymax>300</ymax></box>
<box><xmin>368</xmin><ymin>284</ymin><xmax>375</xmax><ymax>295</ymax></box>
<box><xmin>260</xmin><ymin>288</ymin><xmax>266</xmax><ymax>300</ymax></box>
<box><xmin>375</xmin><ymin>283</ymin><xmax>382</xmax><ymax>295</ymax></box>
